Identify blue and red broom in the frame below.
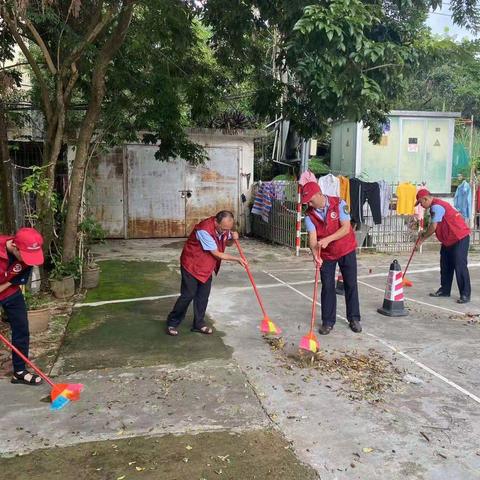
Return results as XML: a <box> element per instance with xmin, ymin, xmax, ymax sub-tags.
<box><xmin>0</xmin><ymin>332</ymin><xmax>83</xmax><ymax>410</ymax></box>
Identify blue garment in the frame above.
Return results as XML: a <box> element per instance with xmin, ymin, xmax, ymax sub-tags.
<box><xmin>430</xmin><ymin>204</ymin><xmax>446</xmax><ymax>224</ymax></box>
<box><xmin>454</xmin><ymin>181</ymin><xmax>471</xmax><ymax>220</ymax></box>
<box><xmin>196</xmin><ymin>230</ymin><xmax>231</xmax><ymax>251</ymax></box>
<box><xmin>305</xmin><ymin>199</ymin><xmax>351</xmax><ymax>233</ymax></box>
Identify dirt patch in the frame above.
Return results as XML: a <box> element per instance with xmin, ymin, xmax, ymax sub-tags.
<box><xmin>0</xmin><ymin>430</ymin><xmax>319</xmax><ymax>480</ymax></box>
<box><xmin>449</xmin><ymin>312</ymin><xmax>480</xmax><ymax>326</ymax></box>
<box><xmin>264</xmin><ymin>337</ymin><xmax>404</xmax><ymax>403</ymax></box>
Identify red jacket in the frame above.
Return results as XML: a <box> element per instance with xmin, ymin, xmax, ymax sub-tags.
<box><xmin>431</xmin><ymin>198</ymin><xmax>470</xmax><ymax>247</ymax></box>
<box><xmin>181</xmin><ymin>217</ymin><xmax>228</xmax><ymax>283</ymax></box>
<box><xmin>306</xmin><ymin>196</ymin><xmax>357</xmax><ymax>261</ymax></box>
<box><xmin>0</xmin><ymin>235</ymin><xmax>30</xmax><ymax>301</ymax></box>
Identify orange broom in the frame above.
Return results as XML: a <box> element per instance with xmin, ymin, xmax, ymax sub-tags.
<box><xmin>402</xmin><ymin>237</ymin><xmax>421</xmax><ymax>287</ymax></box>
<box><xmin>234</xmin><ymin>239</ymin><xmax>282</xmax><ymax>335</ymax></box>
<box><xmin>299</xmin><ymin>256</ymin><xmax>321</xmax><ymax>353</ymax></box>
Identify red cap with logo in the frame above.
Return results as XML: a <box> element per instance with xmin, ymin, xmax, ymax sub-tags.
<box><xmin>415</xmin><ymin>188</ymin><xmax>431</xmax><ymax>206</ymax></box>
<box><xmin>14</xmin><ymin>227</ymin><xmax>44</xmax><ymax>266</ymax></box>
<box><xmin>301</xmin><ymin>182</ymin><xmax>321</xmax><ymax>204</ymax></box>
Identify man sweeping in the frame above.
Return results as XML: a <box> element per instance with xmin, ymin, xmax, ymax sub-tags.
<box><xmin>0</xmin><ymin>227</ymin><xmax>45</xmax><ymax>385</ymax></box>
<box><xmin>416</xmin><ymin>189</ymin><xmax>471</xmax><ymax>303</ymax></box>
<box><xmin>302</xmin><ymin>182</ymin><xmax>362</xmax><ymax>335</ymax></box>
<box><xmin>166</xmin><ymin>211</ymin><xmax>247</xmax><ymax>336</ymax></box>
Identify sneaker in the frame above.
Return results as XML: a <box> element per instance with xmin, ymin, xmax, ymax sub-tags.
<box><xmin>457</xmin><ymin>296</ymin><xmax>470</xmax><ymax>304</ymax></box>
<box><xmin>429</xmin><ymin>289</ymin><xmax>450</xmax><ymax>298</ymax></box>
<box><xmin>318</xmin><ymin>325</ymin><xmax>333</xmax><ymax>335</ymax></box>
<box><xmin>349</xmin><ymin>320</ymin><xmax>362</xmax><ymax>333</ymax></box>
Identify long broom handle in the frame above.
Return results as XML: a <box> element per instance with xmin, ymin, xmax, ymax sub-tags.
<box><xmin>234</xmin><ymin>239</ymin><xmax>268</xmax><ymax>318</ymax></box>
<box><xmin>0</xmin><ymin>332</ymin><xmax>54</xmax><ymax>387</ymax></box>
<box><xmin>403</xmin><ymin>237</ymin><xmax>421</xmax><ymax>278</ymax></box>
<box><xmin>309</xmin><ymin>262</ymin><xmax>320</xmax><ymax>334</ymax></box>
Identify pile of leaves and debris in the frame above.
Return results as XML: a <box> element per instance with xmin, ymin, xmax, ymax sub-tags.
<box><xmin>449</xmin><ymin>312</ymin><xmax>480</xmax><ymax>326</ymax></box>
<box><xmin>264</xmin><ymin>336</ymin><xmax>404</xmax><ymax>403</ymax></box>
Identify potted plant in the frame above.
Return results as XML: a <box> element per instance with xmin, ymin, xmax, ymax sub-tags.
<box><xmin>49</xmin><ymin>256</ymin><xmax>80</xmax><ymax>299</ymax></box>
<box><xmin>82</xmin><ymin>252</ymin><xmax>100</xmax><ymax>289</ymax></box>
<box><xmin>79</xmin><ymin>217</ymin><xmax>106</xmax><ymax>290</ymax></box>
<box><xmin>24</xmin><ymin>291</ymin><xmax>53</xmax><ymax>333</ymax></box>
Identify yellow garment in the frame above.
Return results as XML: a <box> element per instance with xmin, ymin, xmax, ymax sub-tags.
<box><xmin>339</xmin><ymin>176</ymin><xmax>351</xmax><ymax>207</ymax></box>
<box><xmin>396</xmin><ymin>182</ymin><xmax>417</xmax><ymax>215</ymax></box>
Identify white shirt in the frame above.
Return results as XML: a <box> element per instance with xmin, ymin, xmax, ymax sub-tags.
<box><xmin>318</xmin><ymin>173</ymin><xmax>340</xmax><ymax>197</ymax></box>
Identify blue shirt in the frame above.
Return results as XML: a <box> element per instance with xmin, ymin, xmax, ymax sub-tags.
<box><xmin>430</xmin><ymin>204</ymin><xmax>445</xmax><ymax>223</ymax></box>
<box><xmin>305</xmin><ymin>199</ymin><xmax>351</xmax><ymax>233</ymax></box>
<box><xmin>196</xmin><ymin>230</ymin><xmax>232</xmax><ymax>251</ymax></box>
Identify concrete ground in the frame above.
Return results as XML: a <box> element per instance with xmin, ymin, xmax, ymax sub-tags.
<box><xmin>1</xmin><ymin>238</ymin><xmax>479</xmax><ymax>479</ymax></box>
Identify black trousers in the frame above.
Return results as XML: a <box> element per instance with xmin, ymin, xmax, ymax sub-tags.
<box><xmin>320</xmin><ymin>250</ymin><xmax>361</xmax><ymax>326</ymax></box>
<box><xmin>440</xmin><ymin>236</ymin><xmax>471</xmax><ymax>297</ymax></box>
<box><xmin>0</xmin><ymin>291</ymin><xmax>29</xmax><ymax>372</ymax></box>
<box><xmin>167</xmin><ymin>267</ymin><xmax>212</xmax><ymax>329</ymax></box>
<box><xmin>350</xmin><ymin>178</ymin><xmax>382</xmax><ymax>225</ymax></box>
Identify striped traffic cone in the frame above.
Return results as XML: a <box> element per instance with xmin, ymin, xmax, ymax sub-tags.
<box><xmin>377</xmin><ymin>259</ymin><xmax>408</xmax><ymax>317</ymax></box>
<box><xmin>335</xmin><ymin>272</ymin><xmax>344</xmax><ymax>296</ymax></box>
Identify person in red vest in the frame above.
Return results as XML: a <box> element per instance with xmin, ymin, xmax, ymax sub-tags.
<box><xmin>416</xmin><ymin>189</ymin><xmax>471</xmax><ymax>303</ymax></box>
<box><xmin>166</xmin><ymin>211</ymin><xmax>247</xmax><ymax>336</ymax></box>
<box><xmin>0</xmin><ymin>227</ymin><xmax>44</xmax><ymax>385</ymax></box>
<box><xmin>302</xmin><ymin>182</ymin><xmax>362</xmax><ymax>335</ymax></box>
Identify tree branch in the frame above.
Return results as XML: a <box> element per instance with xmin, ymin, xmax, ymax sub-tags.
<box><xmin>24</xmin><ymin>19</ymin><xmax>57</xmax><ymax>75</ymax></box>
<box><xmin>2</xmin><ymin>10</ymin><xmax>53</xmax><ymax>121</ymax></box>
<box><xmin>362</xmin><ymin>63</ymin><xmax>401</xmax><ymax>73</ymax></box>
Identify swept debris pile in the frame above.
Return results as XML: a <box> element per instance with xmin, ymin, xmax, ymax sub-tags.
<box><xmin>264</xmin><ymin>337</ymin><xmax>404</xmax><ymax>403</ymax></box>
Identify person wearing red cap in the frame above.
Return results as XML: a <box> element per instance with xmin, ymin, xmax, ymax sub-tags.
<box><xmin>0</xmin><ymin>227</ymin><xmax>44</xmax><ymax>385</ymax></box>
<box><xmin>302</xmin><ymin>182</ymin><xmax>361</xmax><ymax>334</ymax></box>
<box><xmin>416</xmin><ymin>189</ymin><xmax>471</xmax><ymax>303</ymax></box>
<box><xmin>166</xmin><ymin>211</ymin><xmax>247</xmax><ymax>336</ymax></box>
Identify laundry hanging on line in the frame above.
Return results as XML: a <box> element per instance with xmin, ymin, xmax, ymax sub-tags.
<box><xmin>454</xmin><ymin>180</ymin><xmax>472</xmax><ymax>220</ymax></box>
<box><xmin>349</xmin><ymin>178</ymin><xmax>382</xmax><ymax>225</ymax></box>
<box><xmin>396</xmin><ymin>182</ymin><xmax>417</xmax><ymax>215</ymax></box>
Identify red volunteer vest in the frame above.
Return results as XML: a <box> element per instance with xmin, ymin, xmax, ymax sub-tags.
<box><xmin>0</xmin><ymin>235</ymin><xmax>28</xmax><ymax>301</ymax></box>
<box><xmin>181</xmin><ymin>217</ymin><xmax>228</xmax><ymax>283</ymax></box>
<box><xmin>431</xmin><ymin>198</ymin><xmax>470</xmax><ymax>247</ymax></box>
<box><xmin>306</xmin><ymin>196</ymin><xmax>357</xmax><ymax>261</ymax></box>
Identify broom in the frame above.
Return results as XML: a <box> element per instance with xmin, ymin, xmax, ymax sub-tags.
<box><xmin>299</xmin><ymin>256</ymin><xmax>321</xmax><ymax>353</ymax></box>
<box><xmin>0</xmin><ymin>332</ymin><xmax>83</xmax><ymax>410</ymax></box>
<box><xmin>402</xmin><ymin>237</ymin><xmax>421</xmax><ymax>287</ymax></box>
<box><xmin>234</xmin><ymin>239</ymin><xmax>282</xmax><ymax>335</ymax></box>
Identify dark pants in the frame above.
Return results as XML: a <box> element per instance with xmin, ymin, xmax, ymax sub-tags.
<box><xmin>320</xmin><ymin>250</ymin><xmax>361</xmax><ymax>326</ymax></box>
<box><xmin>0</xmin><ymin>291</ymin><xmax>29</xmax><ymax>372</ymax></box>
<box><xmin>167</xmin><ymin>267</ymin><xmax>212</xmax><ymax>329</ymax></box>
<box><xmin>440</xmin><ymin>236</ymin><xmax>471</xmax><ymax>297</ymax></box>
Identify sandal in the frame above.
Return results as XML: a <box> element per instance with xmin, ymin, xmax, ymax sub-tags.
<box><xmin>191</xmin><ymin>326</ymin><xmax>213</xmax><ymax>335</ymax></box>
<box><xmin>167</xmin><ymin>326</ymin><xmax>179</xmax><ymax>336</ymax></box>
<box><xmin>11</xmin><ymin>370</ymin><xmax>42</xmax><ymax>386</ymax></box>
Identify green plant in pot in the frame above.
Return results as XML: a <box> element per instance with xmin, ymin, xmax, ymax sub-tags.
<box><xmin>79</xmin><ymin>218</ymin><xmax>105</xmax><ymax>290</ymax></box>
<box><xmin>24</xmin><ymin>291</ymin><xmax>53</xmax><ymax>333</ymax></box>
<box><xmin>49</xmin><ymin>256</ymin><xmax>80</xmax><ymax>299</ymax></box>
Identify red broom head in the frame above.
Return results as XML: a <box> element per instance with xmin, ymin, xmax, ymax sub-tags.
<box><xmin>299</xmin><ymin>332</ymin><xmax>319</xmax><ymax>353</ymax></box>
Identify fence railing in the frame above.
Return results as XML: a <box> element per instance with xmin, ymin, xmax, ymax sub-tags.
<box><xmin>250</xmin><ymin>181</ymin><xmax>480</xmax><ymax>252</ymax></box>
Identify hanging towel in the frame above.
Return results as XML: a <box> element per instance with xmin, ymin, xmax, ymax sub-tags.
<box><xmin>349</xmin><ymin>178</ymin><xmax>382</xmax><ymax>224</ymax></box>
<box><xmin>318</xmin><ymin>173</ymin><xmax>340</xmax><ymax>197</ymax></box>
<box><xmin>414</xmin><ymin>186</ymin><xmax>426</xmax><ymax>222</ymax></box>
<box><xmin>454</xmin><ymin>180</ymin><xmax>471</xmax><ymax>220</ymax></box>
<box><xmin>338</xmin><ymin>176</ymin><xmax>351</xmax><ymax>207</ymax></box>
<box><xmin>377</xmin><ymin>180</ymin><xmax>392</xmax><ymax>217</ymax></box>
<box><xmin>299</xmin><ymin>170</ymin><xmax>316</xmax><ymax>186</ymax></box>
<box><xmin>396</xmin><ymin>182</ymin><xmax>417</xmax><ymax>215</ymax></box>
<box><xmin>251</xmin><ymin>182</ymin><xmax>274</xmax><ymax>222</ymax></box>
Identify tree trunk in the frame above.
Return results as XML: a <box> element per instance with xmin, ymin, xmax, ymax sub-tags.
<box><xmin>62</xmin><ymin>3</ymin><xmax>134</xmax><ymax>262</ymax></box>
<box><xmin>0</xmin><ymin>103</ymin><xmax>16</xmax><ymax>233</ymax></box>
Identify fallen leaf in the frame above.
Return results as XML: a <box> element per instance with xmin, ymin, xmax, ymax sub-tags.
<box><xmin>135</xmin><ymin>466</ymin><xmax>145</xmax><ymax>471</ymax></box>
<box><xmin>362</xmin><ymin>447</ymin><xmax>374</xmax><ymax>453</ymax></box>
<box><xmin>183</xmin><ymin>458</ymin><xmax>189</xmax><ymax>463</ymax></box>
<box><xmin>186</xmin><ymin>445</ymin><xmax>193</xmax><ymax>450</ymax></box>
<box><xmin>117</xmin><ymin>476</ymin><xmax>126</xmax><ymax>480</ymax></box>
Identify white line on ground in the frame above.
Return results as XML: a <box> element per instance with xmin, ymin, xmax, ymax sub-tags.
<box><xmin>75</xmin><ymin>294</ymin><xmax>180</xmax><ymax>308</ymax></box>
<box><xmin>264</xmin><ymin>271</ymin><xmax>480</xmax><ymax>406</ymax></box>
<box><xmin>357</xmin><ymin>280</ymin><xmax>468</xmax><ymax>316</ymax></box>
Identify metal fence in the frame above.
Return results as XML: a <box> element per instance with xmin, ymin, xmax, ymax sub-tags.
<box><xmin>250</xmin><ymin>181</ymin><xmax>480</xmax><ymax>252</ymax></box>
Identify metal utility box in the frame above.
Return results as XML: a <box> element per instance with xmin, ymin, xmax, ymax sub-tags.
<box><xmin>331</xmin><ymin>111</ymin><xmax>461</xmax><ymax>193</ymax></box>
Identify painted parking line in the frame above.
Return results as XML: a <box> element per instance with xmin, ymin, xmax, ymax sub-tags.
<box><xmin>358</xmin><ymin>280</ymin><xmax>470</xmax><ymax>316</ymax></box>
<box><xmin>265</xmin><ymin>271</ymin><xmax>480</xmax><ymax>406</ymax></box>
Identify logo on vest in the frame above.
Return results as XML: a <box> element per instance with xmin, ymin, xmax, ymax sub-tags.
<box><xmin>12</xmin><ymin>264</ymin><xmax>22</xmax><ymax>273</ymax></box>
<box><xmin>330</xmin><ymin>211</ymin><xmax>338</xmax><ymax>220</ymax></box>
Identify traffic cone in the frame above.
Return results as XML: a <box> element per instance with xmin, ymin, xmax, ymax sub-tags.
<box><xmin>377</xmin><ymin>259</ymin><xmax>408</xmax><ymax>317</ymax></box>
<box><xmin>335</xmin><ymin>272</ymin><xmax>344</xmax><ymax>296</ymax></box>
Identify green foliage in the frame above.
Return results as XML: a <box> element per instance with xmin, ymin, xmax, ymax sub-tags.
<box><xmin>78</xmin><ymin>217</ymin><xmax>106</xmax><ymax>245</ymax></box>
<box><xmin>49</xmin><ymin>255</ymin><xmax>81</xmax><ymax>281</ymax></box>
<box><xmin>24</xmin><ymin>291</ymin><xmax>52</xmax><ymax>311</ymax></box>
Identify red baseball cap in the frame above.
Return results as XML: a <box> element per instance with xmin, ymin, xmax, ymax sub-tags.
<box><xmin>14</xmin><ymin>227</ymin><xmax>44</xmax><ymax>266</ymax></box>
<box><xmin>415</xmin><ymin>188</ymin><xmax>431</xmax><ymax>206</ymax></box>
<box><xmin>301</xmin><ymin>182</ymin><xmax>321</xmax><ymax>204</ymax></box>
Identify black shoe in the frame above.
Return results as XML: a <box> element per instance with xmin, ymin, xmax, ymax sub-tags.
<box><xmin>318</xmin><ymin>325</ymin><xmax>333</xmax><ymax>335</ymax></box>
<box><xmin>429</xmin><ymin>289</ymin><xmax>450</xmax><ymax>298</ymax></box>
<box><xmin>457</xmin><ymin>296</ymin><xmax>471</xmax><ymax>304</ymax></box>
<box><xmin>349</xmin><ymin>320</ymin><xmax>362</xmax><ymax>333</ymax></box>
